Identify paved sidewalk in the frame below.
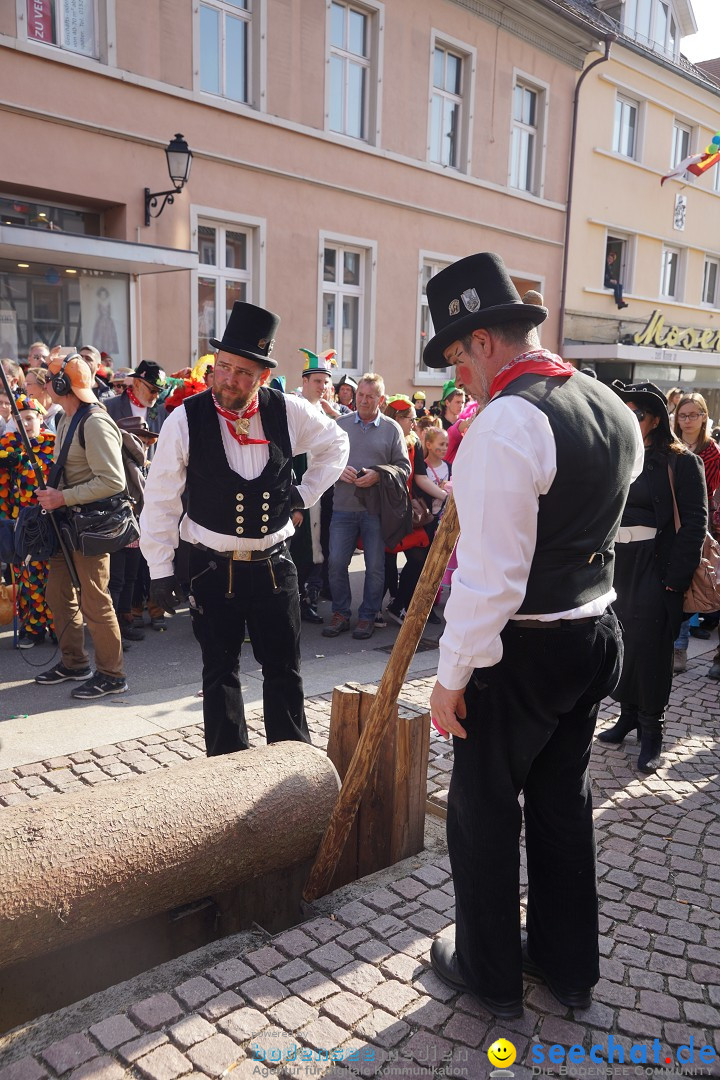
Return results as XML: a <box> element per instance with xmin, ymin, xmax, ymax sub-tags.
<box><xmin>1</xmin><ymin>648</ymin><xmax>719</xmax><ymax>1078</ymax></box>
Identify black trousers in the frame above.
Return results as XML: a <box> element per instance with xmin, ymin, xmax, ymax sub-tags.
<box><xmin>447</xmin><ymin>610</ymin><xmax>623</xmax><ymax>1001</ymax></box>
<box><xmin>188</xmin><ymin>544</ymin><xmax>310</xmax><ymax>757</ymax></box>
<box><xmin>109</xmin><ymin>546</ymin><xmax>142</xmax><ymax>615</ymax></box>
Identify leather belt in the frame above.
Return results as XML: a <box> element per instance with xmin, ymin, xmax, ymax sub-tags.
<box><xmin>616</xmin><ymin>526</ymin><xmax>657</xmax><ymax>544</ymax></box>
<box><xmin>194</xmin><ymin>540</ymin><xmax>287</xmax><ymax>563</ymax></box>
<box><xmin>512</xmin><ymin>616</ymin><xmax>599</xmax><ymax>629</ymax></box>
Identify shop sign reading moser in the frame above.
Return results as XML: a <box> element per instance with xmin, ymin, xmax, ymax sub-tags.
<box><xmin>634</xmin><ymin>309</ymin><xmax>720</xmax><ymax>352</ymax></box>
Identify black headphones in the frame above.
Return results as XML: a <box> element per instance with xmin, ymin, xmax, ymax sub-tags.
<box><xmin>51</xmin><ymin>353</ymin><xmax>81</xmax><ymax>396</ymax></box>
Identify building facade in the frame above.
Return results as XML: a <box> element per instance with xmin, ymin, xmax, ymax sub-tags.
<box><xmin>562</xmin><ymin>0</ymin><xmax>720</xmax><ymax>416</ymax></box>
<box><xmin>1</xmin><ymin>0</ymin><xmax>601</xmax><ymax>397</ymax></box>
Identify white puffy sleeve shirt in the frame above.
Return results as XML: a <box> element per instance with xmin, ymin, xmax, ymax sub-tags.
<box><xmin>140</xmin><ymin>393</ymin><xmax>349</xmax><ymax>579</ymax></box>
<box><xmin>436</xmin><ymin>395</ymin><xmax>644</xmax><ymax>691</ymax></box>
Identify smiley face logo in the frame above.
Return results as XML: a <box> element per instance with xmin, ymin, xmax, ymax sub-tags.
<box><xmin>488</xmin><ymin>1038</ymin><xmax>517</xmax><ymax>1069</ymax></box>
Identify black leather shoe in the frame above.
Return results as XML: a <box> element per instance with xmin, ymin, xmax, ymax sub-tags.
<box><xmin>522</xmin><ymin>946</ymin><xmax>592</xmax><ymax>1009</ymax></box>
<box><xmin>430</xmin><ymin>938</ymin><xmax>523</xmax><ymax>1019</ymax></box>
<box><xmin>300</xmin><ymin>600</ymin><xmax>323</xmax><ymax>625</ymax></box>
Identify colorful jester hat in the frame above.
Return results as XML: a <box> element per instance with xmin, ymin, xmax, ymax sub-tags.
<box><xmin>299</xmin><ymin>347</ymin><xmax>338</xmax><ymax>375</ymax></box>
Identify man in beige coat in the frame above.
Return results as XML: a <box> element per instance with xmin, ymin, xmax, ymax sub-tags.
<box><xmin>35</xmin><ymin>348</ymin><xmax>128</xmax><ymax>699</ymax></box>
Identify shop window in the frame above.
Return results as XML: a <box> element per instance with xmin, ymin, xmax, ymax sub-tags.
<box><xmin>196</xmin><ymin>220</ymin><xmax>255</xmax><ymax>359</ymax></box>
<box><xmin>429</xmin><ymin>38</ymin><xmax>474</xmax><ymax>172</ymax></box>
<box><xmin>327</xmin><ymin>0</ymin><xmax>382</xmax><ymax>144</ymax></box>
<box><xmin>0</xmin><ymin>195</ymin><xmax>101</xmax><ymax>235</ymax></box>
<box><xmin>25</xmin><ymin>0</ymin><xmax>111</xmax><ymax>61</ymax></box>
<box><xmin>199</xmin><ymin>0</ymin><xmax>260</xmax><ymax>105</ymax></box>
<box><xmin>0</xmin><ymin>261</ymin><xmax>128</xmax><ymax>360</ymax></box>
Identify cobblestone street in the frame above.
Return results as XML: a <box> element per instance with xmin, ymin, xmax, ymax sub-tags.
<box><xmin>1</xmin><ymin>645</ymin><xmax>719</xmax><ymax>1079</ymax></box>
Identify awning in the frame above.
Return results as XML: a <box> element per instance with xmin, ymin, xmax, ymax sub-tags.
<box><xmin>0</xmin><ymin>224</ymin><xmax>197</xmax><ymax>275</ymax></box>
<box><xmin>564</xmin><ymin>342</ymin><xmax>720</xmax><ymax>372</ymax></box>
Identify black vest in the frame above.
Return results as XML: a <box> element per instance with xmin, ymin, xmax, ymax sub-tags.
<box><xmin>185</xmin><ymin>387</ymin><xmax>292</xmax><ymax>540</ymax></box>
<box><xmin>495</xmin><ymin>373</ymin><xmax>637</xmax><ymax>614</ymax></box>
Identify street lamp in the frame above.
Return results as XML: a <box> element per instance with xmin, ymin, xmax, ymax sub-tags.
<box><xmin>144</xmin><ymin>133</ymin><xmax>193</xmax><ymax>227</ymax></box>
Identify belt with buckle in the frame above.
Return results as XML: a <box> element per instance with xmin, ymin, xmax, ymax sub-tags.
<box><xmin>512</xmin><ymin>615</ymin><xmax>599</xmax><ymax>629</ymax></box>
<box><xmin>194</xmin><ymin>540</ymin><xmax>287</xmax><ymax>563</ymax></box>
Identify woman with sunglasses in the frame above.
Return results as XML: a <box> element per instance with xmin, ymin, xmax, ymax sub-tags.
<box><xmin>597</xmin><ymin>382</ymin><xmax>705</xmax><ymax>773</ymax></box>
<box><xmin>671</xmin><ymin>392</ymin><xmax>720</xmax><ymax>671</ymax></box>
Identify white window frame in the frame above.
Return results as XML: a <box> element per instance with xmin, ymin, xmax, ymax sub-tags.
<box><xmin>702</xmin><ymin>257</ymin><xmax>720</xmax><ymax>308</ymax></box>
<box><xmin>612</xmin><ymin>94</ymin><xmax>641</xmax><ymax>160</ymax></box>
<box><xmin>622</xmin><ymin>0</ymin><xmax>681</xmax><ymax>59</ymax></box>
<box><xmin>325</xmin><ymin>0</ymin><xmax>384</xmax><ymax>147</ymax></box>
<box><xmin>427</xmin><ymin>31</ymin><xmax>476</xmax><ymax>175</ymax></box>
<box><xmin>671</xmin><ymin>120</ymin><xmax>693</xmax><ymax>169</ymax></box>
<box><xmin>508</xmin><ymin>71</ymin><xmax>549</xmax><ymax>198</ymax></box>
<box><xmin>17</xmin><ymin>0</ymin><xmax>116</xmax><ymax>65</ymax></box>
<box><xmin>317</xmin><ymin>231</ymin><xmax>377</xmax><ymax>377</ymax></box>
<box><xmin>605</xmin><ymin>233</ymin><xmax>635</xmax><ymax>295</ymax></box>
<box><xmin>193</xmin><ymin>0</ymin><xmax>266</xmax><ymax>110</ymax></box>
<box><xmin>660</xmin><ymin>244</ymin><xmax>683</xmax><ymax>300</ymax></box>
<box><xmin>415</xmin><ymin>253</ymin><xmax>457</xmax><ymax>384</ymax></box>
<box><xmin>190</xmin><ymin>206</ymin><xmax>266</xmax><ymax>364</ymax></box>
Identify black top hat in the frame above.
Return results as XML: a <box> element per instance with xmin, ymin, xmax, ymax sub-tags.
<box><xmin>132</xmin><ymin>360</ymin><xmax>166</xmax><ymax>390</ymax></box>
<box><xmin>423</xmin><ymin>252</ymin><xmax>548</xmax><ymax>368</ymax></box>
<box><xmin>210</xmin><ymin>301</ymin><xmax>280</xmax><ymax>369</ymax></box>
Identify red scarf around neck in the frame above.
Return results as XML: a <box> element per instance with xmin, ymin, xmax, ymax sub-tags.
<box><xmin>126</xmin><ymin>386</ymin><xmax>147</xmax><ymax>410</ymax></box>
<box><xmin>212</xmin><ymin>392</ymin><xmax>269</xmax><ymax>446</ymax></box>
<box><xmin>489</xmin><ymin>349</ymin><xmax>576</xmax><ymax>399</ymax></box>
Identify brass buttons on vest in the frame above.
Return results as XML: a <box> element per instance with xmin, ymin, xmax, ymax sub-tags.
<box><xmin>236</xmin><ymin>527</ymin><xmax>244</xmax><ymax>535</ymax></box>
<box><xmin>260</xmin><ymin>525</ymin><xmax>268</xmax><ymax>534</ymax></box>
<box><xmin>236</xmin><ymin>516</ymin><xmax>244</xmax><ymax>523</ymax></box>
<box><xmin>262</xmin><ymin>502</ymin><xmax>270</xmax><ymax>511</ymax></box>
<box><xmin>261</xmin><ymin>514</ymin><xmax>269</xmax><ymax>522</ymax></box>
<box><xmin>236</xmin><ymin>492</ymin><xmax>244</xmax><ymax>500</ymax></box>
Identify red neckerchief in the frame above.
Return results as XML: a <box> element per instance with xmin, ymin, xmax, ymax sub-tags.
<box><xmin>212</xmin><ymin>392</ymin><xmax>269</xmax><ymax>446</ymax></box>
<box><xmin>489</xmin><ymin>349</ymin><xmax>576</xmax><ymax>399</ymax></box>
<box><xmin>126</xmin><ymin>387</ymin><xmax>146</xmax><ymax>409</ymax></box>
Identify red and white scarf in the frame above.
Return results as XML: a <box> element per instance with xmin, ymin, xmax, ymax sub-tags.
<box><xmin>489</xmin><ymin>348</ymin><xmax>576</xmax><ymax>399</ymax></box>
<box><xmin>126</xmin><ymin>386</ymin><xmax>146</xmax><ymax>410</ymax></box>
<box><xmin>212</xmin><ymin>392</ymin><xmax>269</xmax><ymax>446</ymax></box>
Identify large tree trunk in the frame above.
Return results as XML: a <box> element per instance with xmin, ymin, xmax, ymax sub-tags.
<box><xmin>0</xmin><ymin>744</ymin><xmax>339</xmax><ymax>969</ymax></box>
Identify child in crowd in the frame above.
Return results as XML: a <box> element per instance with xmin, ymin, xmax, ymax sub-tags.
<box><xmin>423</xmin><ymin>428</ymin><xmax>451</xmax><ymax>516</ymax></box>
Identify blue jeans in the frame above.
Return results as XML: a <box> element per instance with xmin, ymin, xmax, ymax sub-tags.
<box><xmin>328</xmin><ymin>510</ymin><xmax>385</xmax><ymax>621</ymax></box>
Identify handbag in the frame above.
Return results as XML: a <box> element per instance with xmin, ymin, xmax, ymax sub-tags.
<box><xmin>411</xmin><ymin>497</ymin><xmax>434</xmax><ymax>528</ymax></box>
<box><xmin>61</xmin><ymin>494</ymin><xmax>139</xmax><ymax>557</ymax></box>
<box><xmin>668</xmin><ymin>464</ymin><xmax>720</xmax><ymax>614</ymax></box>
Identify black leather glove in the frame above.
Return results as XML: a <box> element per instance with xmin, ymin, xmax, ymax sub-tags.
<box><xmin>149</xmin><ymin>575</ymin><xmax>184</xmax><ymax>615</ymax></box>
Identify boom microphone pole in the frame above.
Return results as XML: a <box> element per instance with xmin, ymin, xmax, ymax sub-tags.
<box><xmin>0</xmin><ymin>362</ymin><xmax>81</xmax><ymax>591</ymax></box>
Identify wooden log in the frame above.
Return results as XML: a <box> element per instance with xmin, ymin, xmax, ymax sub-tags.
<box><xmin>391</xmin><ymin>701</ymin><xmax>431</xmax><ymax>863</ymax></box>
<box><xmin>0</xmin><ymin>743</ymin><xmax>339</xmax><ymax>970</ymax></box>
<box><xmin>304</xmin><ymin>495</ymin><xmax>459</xmax><ymax>901</ymax></box>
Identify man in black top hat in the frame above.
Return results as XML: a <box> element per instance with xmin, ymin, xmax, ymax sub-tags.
<box><xmin>139</xmin><ymin>302</ymin><xmax>348</xmax><ymax>756</ymax></box>
<box><xmin>424</xmin><ymin>253</ymin><xmax>643</xmax><ymax>1018</ymax></box>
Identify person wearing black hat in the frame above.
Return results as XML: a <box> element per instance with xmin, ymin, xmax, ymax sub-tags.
<box><xmin>424</xmin><ymin>252</ymin><xmax>643</xmax><ymax>1018</ymax></box>
<box><xmin>139</xmin><ymin>302</ymin><xmax>349</xmax><ymax>757</ymax></box>
<box><xmin>597</xmin><ymin>382</ymin><xmax>705</xmax><ymax>771</ymax></box>
<box><xmin>106</xmin><ymin>360</ymin><xmax>168</xmax><ymax>448</ymax></box>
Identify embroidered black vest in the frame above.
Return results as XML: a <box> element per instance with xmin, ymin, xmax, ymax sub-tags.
<box><xmin>185</xmin><ymin>387</ymin><xmax>292</xmax><ymax>540</ymax></box>
<box><xmin>495</xmin><ymin>373</ymin><xmax>637</xmax><ymax>614</ymax></box>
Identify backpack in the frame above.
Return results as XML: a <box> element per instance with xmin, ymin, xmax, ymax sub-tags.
<box><xmin>78</xmin><ymin>407</ymin><xmax>147</xmax><ymax>515</ymax></box>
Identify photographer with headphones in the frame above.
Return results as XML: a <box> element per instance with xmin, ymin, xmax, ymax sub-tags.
<box><xmin>35</xmin><ymin>347</ymin><xmax>128</xmax><ymax>698</ymax></box>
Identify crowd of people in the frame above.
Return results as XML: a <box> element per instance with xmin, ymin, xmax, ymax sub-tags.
<box><xmin>1</xmin><ymin>253</ymin><xmax>717</xmax><ymax>1021</ymax></box>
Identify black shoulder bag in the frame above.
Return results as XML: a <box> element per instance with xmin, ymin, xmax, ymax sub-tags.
<box><xmin>59</xmin><ymin>408</ymin><xmax>140</xmax><ymax>557</ymax></box>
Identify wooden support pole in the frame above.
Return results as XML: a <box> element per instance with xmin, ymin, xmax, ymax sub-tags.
<box><xmin>304</xmin><ymin>495</ymin><xmax>460</xmax><ymax>901</ymax></box>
